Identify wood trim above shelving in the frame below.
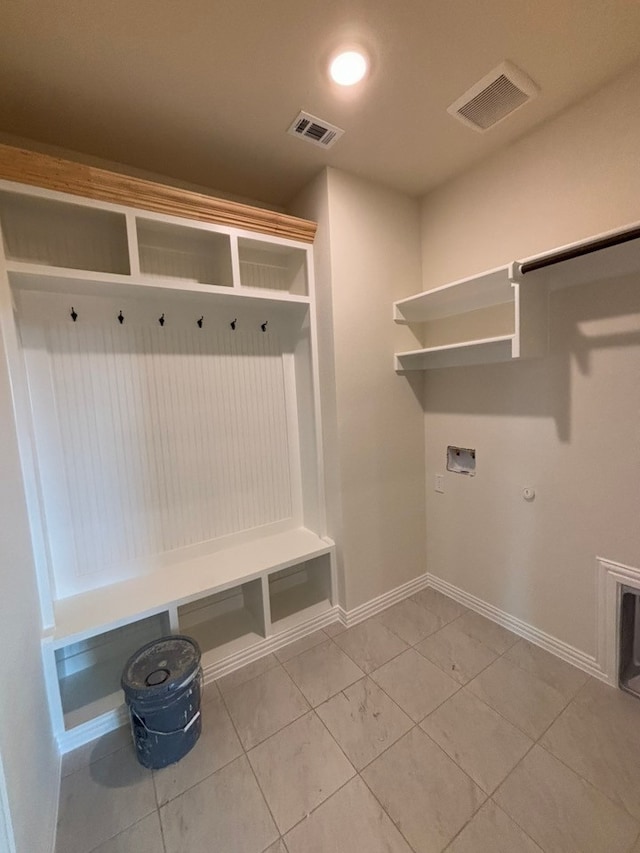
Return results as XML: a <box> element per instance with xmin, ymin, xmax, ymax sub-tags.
<box><xmin>0</xmin><ymin>144</ymin><xmax>317</xmax><ymax>243</ymax></box>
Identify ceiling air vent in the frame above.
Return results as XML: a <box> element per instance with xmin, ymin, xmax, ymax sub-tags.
<box><xmin>287</xmin><ymin>111</ymin><xmax>344</xmax><ymax>149</ymax></box>
<box><xmin>447</xmin><ymin>61</ymin><xmax>539</xmax><ymax>132</ymax></box>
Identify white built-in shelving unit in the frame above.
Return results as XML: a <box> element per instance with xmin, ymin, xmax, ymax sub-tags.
<box><xmin>394</xmin><ymin>222</ymin><xmax>640</xmax><ymax>371</ymax></box>
<box><xmin>0</xmin><ymin>164</ymin><xmax>336</xmax><ymax>751</ymax></box>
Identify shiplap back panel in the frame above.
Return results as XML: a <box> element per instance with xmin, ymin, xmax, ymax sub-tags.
<box><xmin>18</xmin><ymin>292</ymin><xmax>296</xmax><ymax>599</ymax></box>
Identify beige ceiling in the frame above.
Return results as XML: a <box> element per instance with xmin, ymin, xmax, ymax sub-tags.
<box><xmin>1</xmin><ymin>1</ymin><xmax>640</xmax><ymax>207</ymax></box>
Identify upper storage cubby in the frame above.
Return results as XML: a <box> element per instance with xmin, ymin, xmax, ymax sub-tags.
<box><xmin>136</xmin><ymin>217</ymin><xmax>233</xmax><ymax>286</ymax></box>
<box><xmin>0</xmin><ymin>191</ymin><xmax>130</xmax><ymax>274</ymax></box>
<box><xmin>238</xmin><ymin>236</ymin><xmax>307</xmax><ymax>295</ymax></box>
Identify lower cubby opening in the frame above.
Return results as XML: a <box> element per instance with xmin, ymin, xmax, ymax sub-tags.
<box><xmin>178</xmin><ymin>580</ymin><xmax>266</xmax><ymax>662</ymax></box>
<box><xmin>55</xmin><ymin>611</ymin><xmax>170</xmax><ymax>730</ymax></box>
<box><xmin>268</xmin><ymin>554</ymin><xmax>333</xmax><ymax>631</ymax></box>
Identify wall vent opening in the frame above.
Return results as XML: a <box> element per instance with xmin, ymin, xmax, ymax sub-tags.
<box><xmin>287</xmin><ymin>111</ymin><xmax>344</xmax><ymax>149</ymax></box>
<box><xmin>447</xmin><ymin>60</ymin><xmax>539</xmax><ymax>132</ymax></box>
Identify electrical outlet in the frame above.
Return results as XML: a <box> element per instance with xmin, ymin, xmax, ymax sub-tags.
<box><xmin>435</xmin><ymin>474</ymin><xmax>444</xmax><ymax>494</ymax></box>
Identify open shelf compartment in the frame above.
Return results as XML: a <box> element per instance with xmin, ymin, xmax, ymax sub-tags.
<box><xmin>136</xmin><ymin>217</ymin><xmax>233</xmax><ymax>286</ymax></box>
<box><xmin>0</xmin><ymin>190</ymin><xmax>130</xmax><ymax>274</ymax></box>
<box><xmin>238</xmin><ymin>236</ymin><xmax>307</xmax><ymax>295</ymax></box>
<box><xmin>55</xmin><ymin>611</ymin><xmax>170</xmax><ymax>731</ymax></box>
<box><xmin>178</xmin><ymin>580</ymin><xmax>265</xmax><ymax>663</ymax></box>
<box><xmin>268</xmin><ymin>554</ymin><xmax>333</xmax><ymax>632</ymax></box>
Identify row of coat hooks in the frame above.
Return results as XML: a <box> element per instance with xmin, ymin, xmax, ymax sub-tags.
<box><xmin>69</xmin><ymin>307</ymin><xmax>269</xmax><ymax>332</ymax></box>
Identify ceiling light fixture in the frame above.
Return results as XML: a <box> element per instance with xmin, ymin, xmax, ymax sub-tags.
<box><xmin>329</xmin><ymin>50</ymin><xmax>368</xmax><ymax>86</ymax></box>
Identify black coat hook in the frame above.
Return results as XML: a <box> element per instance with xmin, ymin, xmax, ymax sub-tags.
<box><xmin>117</xmin><ymin>310</ymin><xmax>124</xmax><ymax>324</ymax></box>
<box><xmin>70</xmin><ymin>307</ymin><xmax>78</xmax><ymax>322</ymax></box>
<box><xmin>261</xmin><ymin>320</ymin><xmax>268</xmax><ymax>332</ymax></box>
<box><xmin>197</xmin><ymin>316</ymin><xmax>204</xmax><ymax>329</ymax></box>
<box><xmin>230</xmin><ymin>318</ymin><xmax>237</xmax><ymax>331</ymax></box>
<box><xmin>158</xmin><ymin>313</ymin><xmax>165</xmax><ymax>327</ymax></box>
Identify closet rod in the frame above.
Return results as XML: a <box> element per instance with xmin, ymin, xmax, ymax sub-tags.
<box><xmin>520</xmin><ymin>224</ymin><xmax>640</xmax><ymax>275</ymax></box>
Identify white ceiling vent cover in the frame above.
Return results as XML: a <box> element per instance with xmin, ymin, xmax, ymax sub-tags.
<box><xmin>287</xmin><ymin>111</ymin><xmax>344</xmax><ymax>149</ymax></box>
<box><xmin>447</xmin><ymin>61</ymin><xmax>539</xmax><ymax>132</ymax></box>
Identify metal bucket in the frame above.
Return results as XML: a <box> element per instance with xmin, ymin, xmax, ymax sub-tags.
<box><xmin>121</xmin><ymin>635</ymin><xmax>202</xmax><ymax>769</ymax></box>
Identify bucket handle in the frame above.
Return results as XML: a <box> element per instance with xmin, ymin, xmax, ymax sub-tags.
<box><xmin>132</xmin><ymin>708</ymin><xmax>201</xmax><ymax>737</ymax></box>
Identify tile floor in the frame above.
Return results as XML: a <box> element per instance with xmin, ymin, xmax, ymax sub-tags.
<box><xmin>56</xmin><ymin>589</ymin><xmax>640</xmax><ymax>853</ymax></box>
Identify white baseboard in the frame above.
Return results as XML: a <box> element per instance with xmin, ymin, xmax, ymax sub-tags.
<box><xmin>337</xmin><ymin>573</ymin><xmax>430</xmax><ymax>627</ymax></box>
<box><xmin>427</xmin><ymin>573</ymin><xmax>606</xmax><ymax>682</ymax></box>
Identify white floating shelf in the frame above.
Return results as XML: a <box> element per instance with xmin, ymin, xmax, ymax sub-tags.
<box><xmin>53</xmin><ymin>527</ymin><xmax>334</xmax><ymax>646</ymax></box>
<box><xmin>394</xmin><ymin>265</ymin><xmax>512</xmax><ymax>323</ymax></box>
<box><xmin>395</xmin><ymin>335</ymin><xmax>515</xmax><ymax>371</ymax></box>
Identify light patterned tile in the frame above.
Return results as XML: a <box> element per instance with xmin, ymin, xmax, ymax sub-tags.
<box><xmin>202</xmin><ymin>678</ymin><xmax>221</xmax><ymax>705</ymax></box>
<box><xmin>505</xmin><ymin>639</ymin><xmax>588</xmax><ymax>701</ymax></box>
<box><xmin>89</xmin><ymin>813</ymin><xmax>164</xmax><ymax>853</ymax></box>
<box><xmin>494</xmin><ymin>746</ymin><xmax>638</xmax><ymax>853</ymax></box>
<box><xmin>377</xmin><ymin>598</ymin><xmax>445</xmax><ymax>645</ymax></box>
<box><xmin>323</xmin><ymin>620</ymin><xmax>347</xmax><ymax>637</ymax></box>
<box><xmin>216</xmin><ymin>654</ymin><xmax>279</xmax><ymax>696</ymax></box>
<box><xmin>467</xmin><ymin>656</ymin><xmax>567</xmax><ymax>738</ymax></box>
<box><xmin>455</xmin><ymin>611</ymin><xmax>518</xmax><ymax>654</ymax></box>
<box><xmin>56</xmin><ymin>747</ymin><xmax>156</xmax><ymax>853</ymax></box>
<box><xmin>411</xmin><ymin>587</ymin><xmax>467</xmax><ymax>623</ymax></box>
<box><xmin>574</xmin><ymin>677</ymin><xmax>640</xmax><ymax>734</ymax></box>
<box><xmin>421</xmin><ymin>689</ymin><xmax>532</xmax><ymax>793</ymax></box>
<box><xmin>284</xmin><ymin>777</ymin><xmax>412</xmax><ymax>853</ymax></box>
<box><xmin>282</xmin><ymin>639</ymin><xmax>364</xmax><ymax>706</ymax></box>
<box><xmin>160</xmin><ymin>755</ymin><xmax>278</xmax><ymax>853</ymax></box>
<box><xmin>333</xmin><ymin>617</ymin><xmax>409</xmax><ymax>673</ymax></box>
<box><xmin>415</xmin><ymin>620</ymin><xmax>498</xmax><ymax>685</ymax></box>
<box><xmin>362</xmin><ymin>727</ymin><xmax>486</xmax><ymax>853</ymax></box>
<box><xmin>248</xmin><ymin>711</ymin><xmax>355</xmax><ymax>833</ymax></box>
<box><xmin>370</xmin><ymin>648</ymin><xmax>459</xmax><ymax>721</ymax></box>
<box><xmin>274</xmin><ymin>629</ymin><xmax>327</xmax><ymax>663</ymax></box>
<box><xmin>316</xmin><ymin>677</ymin><xmax>412</xmax><ymax>769</ymax></box>
<box><xmin>153</xmin><ymin>688</ymin><xmax>243</xmax><ymax>805</ymax></box>
<box><xmin>446</xmin><ymin>800</ymin><xmax>543</xmax><ymax>853</ymax></box>
<box><xmin>263</xmin><ymin>842</ymin><xmax>289</xmax><ymax>853</ymax></box>
<box><xmin>541</xmin><ymin>691</ymin><xmax>640</xmax><ymax>820</ymax></box>
<box><xmin>224</xmin><ymin>665</ymin><xmax>309</xmax><ymax>749</ymax></box>
<box><xmin>61</xmin><ymin>726</ymin><xmax>133</xmax><ymax>778</ymax></box>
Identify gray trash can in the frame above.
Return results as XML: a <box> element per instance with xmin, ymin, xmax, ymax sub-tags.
<box><xmin>121</xmin><ymin>635</ymin><xmax>202</xmax><ymax>769</ymax></box>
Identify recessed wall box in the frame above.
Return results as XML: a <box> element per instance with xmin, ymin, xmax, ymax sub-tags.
<box><xmin>447</xmin><ymin>446</ymin><xmax>476</xmax><ymax>476</ymax></box>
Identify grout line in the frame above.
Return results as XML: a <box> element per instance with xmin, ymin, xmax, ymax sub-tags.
<box><xmin>279</xmin><ymin>774</ymin><xmax>357</xmax><ymax>841</ymax></box>
<box><xmin>217</xmin><ymin>675</ymin><xmax>284</xmax><ymax>842</ymax></box>
<box><xmin>155</xmin><ymin>805</ymin><xmax>169</xmax><ymax>853</ymax></box>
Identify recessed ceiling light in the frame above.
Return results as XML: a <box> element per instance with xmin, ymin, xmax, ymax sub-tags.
<box><xmin>329</xmin><ymin>50</ymin><xmax>368</xmax><ymax>86</ymax></box>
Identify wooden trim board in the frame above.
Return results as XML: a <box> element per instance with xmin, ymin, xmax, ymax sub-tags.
<box><xmin>0</xmin><ymin>144</ymin><xmax>316</xmax><ymax>243</ymax></box>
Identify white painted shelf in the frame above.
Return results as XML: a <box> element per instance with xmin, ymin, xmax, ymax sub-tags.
<box><xmin>395</xmin><ymin>335</ymin><xmax>515</xmax><ymax>371</ymax></box>
<box><xmin>52</xmin><ymin>527</ymin><xmax>333</xmax><ymax>646</ymax></box>
<box><xmin>7</xmin><ymin>263</ymin><xmax>312</xmax><ymax>310</ymax></box>
<box><xmin>394</xmin><ymin>221</ymin><xmax>640</xmax><ymax>371</ymax></box>
<box><xmin>394</xmin><ymin>265</ymin><xmax>512</xmax><ymax>323</ymax></box>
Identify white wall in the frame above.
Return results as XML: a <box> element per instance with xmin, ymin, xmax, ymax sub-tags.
<box><xmin>420</xmin><ymin>62</ymin><xmax>640</xmax><ymax>656</ymax></box>
<box><xmin>292</xmin><ymin>168</ymin><xmax>426</xmax><ymax>610</ymax></box>
<box><xmin>0</xmin><ymin>317</ymin><xmax>59</xmax><ymax>852</ymax></box>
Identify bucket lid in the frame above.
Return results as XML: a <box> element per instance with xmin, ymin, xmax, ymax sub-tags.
<box><xmin>121</xmin><ymin>635</ymin><xmax>201</xmax><ymax>702</ymax></box>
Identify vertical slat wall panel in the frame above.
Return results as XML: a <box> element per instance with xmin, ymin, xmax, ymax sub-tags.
<box><xmin>27</xmin><ymin>307</ymin><xmax>293</xmax><ymax>597</ymax></box>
